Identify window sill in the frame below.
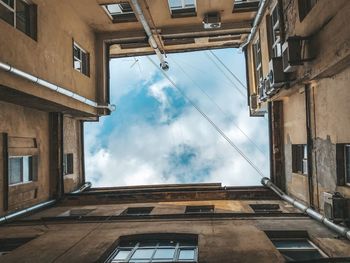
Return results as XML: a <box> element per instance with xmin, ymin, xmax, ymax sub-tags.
<box><xmin>171</xmin><ymin>11</ymin><xmax>197</xmax><ymax>19</ymax></box>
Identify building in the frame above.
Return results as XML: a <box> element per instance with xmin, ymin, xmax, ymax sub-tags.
<box><xmin>245</xmin><ymin>0</ymin><xmax>350</xmax><ymax>214</ymax></box>
<box><xmin>0</xmin><ymin>0</ymin><xmax>350</xmax><ymax>262</ymax></box>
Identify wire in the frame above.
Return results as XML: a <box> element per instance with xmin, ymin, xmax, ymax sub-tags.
<box><xmin>209</xmin><ymin>50</ymin><xmax>247</xmax><ymax>90</ymax></box>
<box><xmin>169</xmin><ymin>56</ymin><xmax>266</xmax><ymax>155</ymax></box>
<box><xmin>147</xmin><ymin>56</ymin><xmax>266</xmax><ymax>178</ymax></box>
<box><xmin>205</xmin><ymin>52</ymin><xmax>246</xmax><ymax>98</ymax></box>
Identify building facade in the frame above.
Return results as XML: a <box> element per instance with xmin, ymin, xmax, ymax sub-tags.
<box><xmin>245</xmin><ymin>0</ymin><xmax>350</xmax><ymax>214</ymax></box>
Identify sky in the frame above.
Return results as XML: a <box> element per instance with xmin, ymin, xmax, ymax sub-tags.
<box><xmin>84</xmin><ymin>48</ymin><xmax>269</xmax><ymax>187</ymax></box>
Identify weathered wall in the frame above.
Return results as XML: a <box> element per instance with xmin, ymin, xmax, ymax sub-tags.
<box><xmin>63</xmin><ymin>116</ymin><xmax>83</xmax><ymax>193</ymax></box>
<box><xmin>0</xmin><ymin>0</ymin><xmax>98</xmax><ymax>115</ymax></box>
<box><xmin>0</xmin><ymin>101</ymin><xmax>50</xmax><ymax>216</ymax></box>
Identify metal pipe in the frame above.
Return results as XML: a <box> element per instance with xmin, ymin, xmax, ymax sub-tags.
<box><xmin>261</xmin><ymin>177</ymin><xmax>350</xmax><ymax>240</ymax></box>
<box><xmin>0</xmin><ymin>200</ymin><xmax>56</xmax><ymax>224</ymax></box>
<box><xmin>130</xmin><ymin>0</ymin><xmax>169</xmax><ymax>71</ymax></box>
<box><xmin>0</xmin><ymin>61</ymin><xmax>116</xmax><ymax>112</ymax></box>
<box><xmin>240</xmin><ymin>0</ymin><xmax>270</xmax><ymax>49</ymax></box>
<box><xmin>71</xmin><ymin>182</ymin><xmax>92</xmax><ymax>194</ymax></box>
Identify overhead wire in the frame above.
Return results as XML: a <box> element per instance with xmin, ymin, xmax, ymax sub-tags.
<box><xmin>147</xmin><ymin>56</ymin><xmax>267</xmax><ymax>178</ymax></box>
<box><xmin>169</xmin><ymin>55</ymin><xmax>266</xmax><ymax>155</ymax></box>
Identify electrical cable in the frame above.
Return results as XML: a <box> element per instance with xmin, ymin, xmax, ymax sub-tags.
<box><xmin>147</xmin><ymin>56</ymin><xmax>266</xmax><ymax>178</ymax></box>
<box><xmin>169</xmin><ymin>56</ymin><xmax>266</xmax><ymax>155</ymax></box>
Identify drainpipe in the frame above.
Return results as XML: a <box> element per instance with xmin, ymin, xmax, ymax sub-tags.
<box><xmin>71</xmin><ymin>182</ymin><xmax>92</xmax><ymax>194</ymax></box>
<box><xmin>240</xmin><ymin>0</ymin><xmax>270</xmax><ymax>49</ymax></box>
<box><xmin>261</xmin><ymin>177</ymin><xmax>350</xmax><ymax>240</ymax></box>
<box><xmin>0</xmin><ymin>200</ymin><xmax>56</xmax><ymax>224</ymax></box>
<box><xmin>0</xmin><ymin>61</ymin><xmax>116</xmax><ymax>112</ymax></box>
<box><xmin>130</xmin><ymin>0</ymin><xmax>169</xmax><ymax>71</ymax></box>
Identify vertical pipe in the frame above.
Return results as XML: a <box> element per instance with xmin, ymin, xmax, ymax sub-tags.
<box><xmin>305</xmin><ymin>85</ymin><xmax>314</xmax><ymax>208</ymax></box>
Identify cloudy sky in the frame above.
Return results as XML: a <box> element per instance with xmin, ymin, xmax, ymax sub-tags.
<box><xmin>84</xmin><ymin>48</ymin><xmax>269</xmax><ymax>187</ymax></box>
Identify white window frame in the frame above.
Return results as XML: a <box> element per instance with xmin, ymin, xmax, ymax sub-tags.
<box><xmin>102</xmin><ymin>3</ymin><xmax>134</xmax><ymax>20</ymax></box>
<box><xmin>8</xmin><ymin>155</ymin><xmax>34</xmax><ymax>185</ymax></box>
<box><xmin>0</xmin><ymin>0</ymin><xmax>16</xmax><ymax>27</ymax></box>
<box><xmin>168</xmin><ymin>0</ymin><xmax>196</xmax><ymax>13</ymax></box>
<box><xmin>73</xmin><ymin>41</ymin><xmax>89</xmax><ymax>75</ymax></box>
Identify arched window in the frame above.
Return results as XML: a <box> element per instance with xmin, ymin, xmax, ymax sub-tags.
<box><xmin>104</xmin><ymin>234</ymin><xmax>198</xmax><ymax>263</ymax></box>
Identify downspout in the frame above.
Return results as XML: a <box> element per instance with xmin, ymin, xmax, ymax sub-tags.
<box><xmin>0</xmin><ymin>200</ymin><xmax>56</xmax><ymax>224</ymax></box>
<box><xmin>241</xmin><ymin>0</ymin><xmax>270</xmax><ymax>49</ymax></box>
<box><xmin>305</xmin><ymin>85</ymin><xmax>315</xmax><ymax>208</ymax></box>
<box><xmin>130</xmin><ymin>0</ymin><xmax>169</xmax><ymax>71</ymax></box>
<box><xmin>261</xmin><ymin>177</ymin><xmax>350</xmax><ymax>240</ymax></box>
<box><xmin>0</xmin><ymin>62</ymin><xmax>116</xmax><ymax>112</ymax></box>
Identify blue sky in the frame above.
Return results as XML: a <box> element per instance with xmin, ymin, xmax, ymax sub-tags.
<box><xmin>84</xmin><ymin>48</ymin><xmax>269</xmax><ymax>187</ymax></box>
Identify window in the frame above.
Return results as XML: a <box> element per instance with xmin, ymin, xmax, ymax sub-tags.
<box><xmin>0</xmin><ymin>237</ymin><xmax>35</xmax><ymax>256</ymax></box>
<box><xmin>252</xmin><ymin>36</ymin><xmax>263</xmax><ymax>90</ymax></box>
<box><xmin>292</xmin><ymin>144</ymin><xmax>308</xmax><ymax>175</ymax></box>
<box><xmin>8</xmin><ymin>155</ymin><xmax>37</xmax><ymax>185</ymax></box>
<box><xmin>59</xmin><ymin>209</ymin><xmax>94</xmax><ymax>217</ymax></box>
<box><xmin>63</xmin><ymin>153</ymin><xmax>74</xmax><ymax>175</ymax></box>
<box><xmin>336</xmin><ymin>144</ymin><xmax>350</xmax><ymax>186</ymax></box>
<box><xmin>73</xmin><ymin>42</ymin><xmax>89</xmax><ymax>76</ymax></box>
<box><xmin>168</xmin><ymin>0</ymin><xmax>196</xmax><ymax>18</ymax></box>
<box><xmin>249</xmin><ymin>204</ymin><xmax>281</xmax><ymax>213</ymax></box>
<box><xmin>298</xmin><ymin>0</ymin><xmax>318</xmax><ymax>22</ymax></box>
<box><xmin>269</xmin><ymin>5</ymin><xmax>282</xmax><ymax>58</ymax></box>
<box><xmin>185</xmin><ymin>205</ymin><xmax>214</xmax><ymax>214</ymax></box>
<box><xmin>0</xmin><ymin>0</ymin><xmax>37</xmax><ymax>39</ymax></box>
<box><xmin>102</xmin><ymin>3</ymin><xmax>137</xmax><ymax>23</ymax></box>
<box><xmin>121</xmin><ymin>207</ymin><xmax>153</xmax><ymax>216</ymax></box>
<box><xmin>106</xmin><ymin>235</ymin><xmax>198</xmax><ymax>263</ymax></box>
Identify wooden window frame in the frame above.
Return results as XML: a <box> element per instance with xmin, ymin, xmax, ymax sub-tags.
<box><xmin>336</xmin><ymin>143</ymin><xmax>350</xmax><ymax>187</ymax></box>
<box><xmin>8</xmin><ymin>155</ymin><xmax>37</xmax><ymax>185</ymax></box>
<box><xmin>292</xmin><ymin>144</ymin><xmax>308</xmax><ymax>175</ymax></box>
<box><xmin>63</xmin><ymin>153</ymin><xmax>74</xmax><ymax>175</ymax></box>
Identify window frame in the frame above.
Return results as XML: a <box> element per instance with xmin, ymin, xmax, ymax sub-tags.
<box><xmin>168</xmin><ymin>0</ymin><xmax>197</xmax><ymax>18</ymax></box>
<box><xmin>298</xmin><ymin>0</ymin><xmax>318</xmax><ymax>22</ymax></box>
<box><xmin>269</xmin><ymin>4</ymin><xmax>282</xmax><ymax>58</ymax></box>
<box><xmin>292</xmin><ymin>144</ymin><xmax>308</xmax><ymax>175</ymax></box>
<box><xmin>121</xmin><ymin>207</ymin><xmax>154</xmax><ymax>216</ymax></box>
<box><xmin>0</xmin><ymin>0</ymin><xmax>37</xmax><ymax>39</ymax></box>
<box><xmin>73</xmin><ymin>41</ymin><xmax>90</xmax><ymax>77</ymax></box>
<box><xmin>345</xmin><ymin>144</ymin><xmax>350</xmax><ymax>186</ymax></box>
<box><xmin>105</xmin><ymin>235</ymin><xmax>198</xmax><ymax>263</ymax></box>
<box><xmin>252</xmin><ymin>34</ymin><xmax>263</xmax><ymax>91</ymax></box>
<box><xmin>101</xmin><ymin>3</ymin><xmax>137</xmax><ymax>23</ymax></box>
<box><xmin>8</xmin><ymin>155</ymin><xmax>37</xmax><ymax>185</ymax></box>
<box><xmin>249</xmin><ymin>204</ymin><xmax>281</xmax><ymax>213</ymax></box>
<box><xmin>0</xmin><ymin>237</ymin><xmax>36</xmax><ymax>256</ymax></box>
<box><xmin>63</xmin><ymin>153</ymin><xmax>74</xmax><ymax>175</ymax></box>
<box><xmin>185</xmin><ymin>205</ymin><xmax>214</xmax><ymax>214</ymax></box>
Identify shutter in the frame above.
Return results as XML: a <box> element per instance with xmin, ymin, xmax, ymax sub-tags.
<box><xmin>336</xmin><ymin>144</ymin><xmax>345</xmax><ymax>186</ymax></box>
<box><xmin>67</xmin><ymin>153</ymin><xmax>74</xmax><ymax>174</ymax></box>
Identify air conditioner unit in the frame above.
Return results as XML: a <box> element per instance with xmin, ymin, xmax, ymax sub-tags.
<box><xmin>250</xmin><ymin>94</ymin><xmax>258</xmax><ymax>110</ymax></box>
<box><xmin>203</xmin><ymin>13</ymin><xmax>221</xmax><ymax>29</ymax></box>
<box><xmin>282</xmin><ymin>38</ymin><xmax>303</xmax><ymax>73</ymax></box>
<box><xmin>268</xmin><ymin>57</ymin><xmax>286</xmax><ymax>91</ymax></box>
<box><xmin>324</xmin><ymin>192</ymin><xmax>350</xmax><ymax>226</ymax></box>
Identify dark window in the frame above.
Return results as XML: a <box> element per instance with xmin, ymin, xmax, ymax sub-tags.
<box><xmin>73</xmin><ymin>42</ymin><xmax>90</xmax><ymax>76</ymax></box>
<box><xmin>168</xmin><ymin>0</ymin><xmax>196</xmax><ymax>18</ymax></box>
<box><xmin>266</xmin><ymin>231</ymin><xmax>326</xmax><ymax>261</ymax></box>
<box><xmin>336</xmin><ymin>144</ymin><xmax>350</xmax><ymax>186</ymax></box>
<box><xmin>121</xmin><ymin>207</ymin><xmax>153</xmax><ymax>216</ymax></box>
<box><xmin>298</xmin><ymin>0</ymin><xmax>318</xmax><ymax>22</ymax></box>
<box><xmin>292</xmin><ymin>144</ymin><xmax>308</xmax><ymax>175</ymax></box>
<box><xmin>185</xmin><ymin>205</ymin><xmax>214</xmax><ymax>214</ymax></box>
<box><xmin>102</xmin><ymin>3</ymin><xmax>137</xmax><ymax>23</ymax></box>
<box><xmin>8</xmin><ymin>155</ymin><xmax>37</xmax><ymax>185</ymax></box>
<box><xmin>0</xmin><ymin>237</ymin><xmax>35</xmax><ymax>256</ymax></box>
<box><xmin>63</xmin><ymin>153</ymin><xmax>74</xmax><ymax>175</ymax></box>
<box><xmin>0</xmin><ymin>0</ymin><xmax>37</xmax><ymax>39</ymax></box>
<box><xmin>249</xmin><ymin>204</ymin><xmax>281</xmax><ymax>213</ymax></box>
<box><xmin>253</xmin><ymin>36</ymin><xmax>263</xmax><ymax>90</ymax></box>
<box><xmin>105</xmin><ymin>235</ymin><xmax>198</xmax><ymax>262</ymax></box>
<box><xmin>269</xmin><ymin>5</ymin><xmax>282</xmax><ymax>58</ymax></box>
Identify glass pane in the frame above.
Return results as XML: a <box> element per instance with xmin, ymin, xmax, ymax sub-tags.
<box><xmin>178</xmin><ymin>249</ymin><xmax>195</xmax><ymax>260</ymax></box>
<box><xmin>16</xmin><ymin>0</ymin><xmax>29</xmax><ymax>35</ymax></box>
<box><xmin>106</xmin><ymin>4</ymin><xmax>122</xmax><ymax>15</ymax></box>
<box><xmin>82</xmin><ymin>52</ymin><xmax>88</xmax><ymax>75</ymax></box>
<box><xmin>345</xmin><ymin>145</ymin><xmax>350</xmax><ymax>184</ymax></box>
<box><xmin>74</xmin><ymin>59</ymin><xmax>81</xmax><ymax>71</ymax></box>
<box><xmin>281</xmin><ymin>250</ymin><xmax>324</xmax><ymax>261</ymax></box>
<box><xmin>169</xmin><ymin>0</ymin><xmax>182</xmax><ymax>9</ymax></box>
<box><xmin>131</xmin><ymin>249</ymin><xmax>154</xmax><ymax>259</ymax></box>
<box><xmin>119</xmin><ymin>3</ymin><xmax>132</xmax><ymax>13</ymax></box>
<box><xmin>153</xmin><ymin>248</ymin><xmax>175</xmax><ymax>259</ymax></box>
<box><xmin>1</xmin><ymin>0</ymin><xmax>14</xmax><ymax>8</ymax></box>
<box><xmin>22</xmin><ymin>156</ymin><xmax>31</xmax><ymax>182</ymax></box>
<box><xmin>184</xmin><ymin>0</ymin><xmax>195</xmax><ymax>7</ymax></box>
<box><xmin>9</xmin><ymin>157</ymin><xmax>22</xmax><ymax>184</ymax></box>
<box><xmin>272</xmin><ymin>239</ymin><xmax>313</xmax><ymax>249</ymax></box>
<box><xmin>114</xmin><ymin>249</ymin><xmax>132</xmax><ymax>260</ymax></box>
<box><xmin>0</xmin><ymin>2</ymin><xmax>14</xmax><ymax>25</ymax></box>
<box><xmin>73</xmin><ymin>45</ymin><xmax>81</xmax><ymax>59</ymax></box>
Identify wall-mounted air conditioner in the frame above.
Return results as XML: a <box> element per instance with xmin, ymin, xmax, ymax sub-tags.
<box><xmin>250</xmin><ymin>94</ymin><xmax>258</xmax><ymax>110</ymax></box>
<box><xmin>324</xmin><ymin>192</ymin><xmax>350</xmax><ymax>226</ymax></box>
<box><xmin>203</xmin><ymin>13</ymin><xmax>221</xmax><ymax>29</ymax></box>
<box><xmin>258</xmin><ymin>79</ymin><xmax>267</xmax><ymax>102</ymax></box>
<box><xmin>268</xmin><ymin>57</ymin><xmax>286</xmax><ymax>92</ymax></box>
<box><xmin>282</xmin><ymin>36</ymin><xmax>314</xmax><ymax>73</ymax></box>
